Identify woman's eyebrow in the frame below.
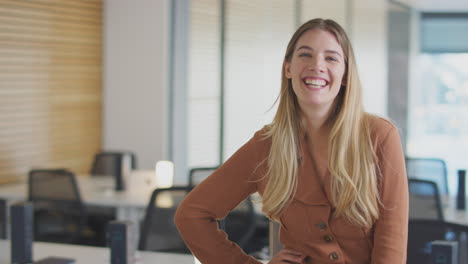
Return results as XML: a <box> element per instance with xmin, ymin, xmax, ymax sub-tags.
<box><xmin>296</xmin><ymin>45</ymin><xmax>313</xmax><ymax>52</ymax></box>
<box><xmin>325</xmin><ymin>50</ymin><xmax>342</xmax><ymax>58</ymax></box>
<box><xmin>296</xmin><ymin>45</ymin><xmax>342</xmax><ymax>58</ymax></box>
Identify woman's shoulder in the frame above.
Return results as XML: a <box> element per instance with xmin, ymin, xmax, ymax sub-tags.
<box><xmin>364</xmin><ymin>113</ymin><xmax>401</xmax><ymax>144</ymax></box>
<box><xmin>250</xmin><ymin>125</ymin><xmax>273</xmax><ymax>150</ymax></box>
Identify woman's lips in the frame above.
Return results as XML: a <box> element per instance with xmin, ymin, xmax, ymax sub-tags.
<box><xmin>303</xmin><ymin>77</ymin><xmax>328</xmax><ymax>90</ymax></box>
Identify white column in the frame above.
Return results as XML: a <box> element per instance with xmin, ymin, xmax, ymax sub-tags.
<box><xmin>103</xmin><ymin>0</ymin><xmax>171</xmax><ymax>169</ymax></box>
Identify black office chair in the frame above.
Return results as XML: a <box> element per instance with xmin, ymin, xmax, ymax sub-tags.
<box><xmin>406</xmin><ymin>157</ymin><xmax>449</xmax><ymax>195</ymax></box>
<box><xmin>188</xmin><ymin>167</ymin><xmax>218</xmax><ymax>187</ymax></box>
<box><xmin>138</xmin><ymin>186</ymin><xmax>193</xmax><ymax>253</ymax></box>
<box><xmin>408</xmin><ymin>219</ymin><xmax>468</xmax><ymax>264</ymax></box>
<box><xmin>28</xmin><ymin>169</ymin><xmax>113</xmax><ymax>246</ymax></box>
<box><xmin>0</xmin><ymin>198</ymin><xmax>6</xmax><ymax>239</ymax></box>
<box><xmin>187</xmin><ymin>167</ymin><xmax>262</xmax><ymax>254</ymax></box>
<box><xmin>223</xmin><ymin>196</ymin><xmax>258</xmax><ymax>252</ymax></box>
<box><xmin>90</xmin><ymin>151</ymin><xmax>137</xmax><ymax>191</ymax></box>
<box><xmin>409</xmin><ymin>178</ymin><xmax>444</xmax><ymax>221</ymax></box>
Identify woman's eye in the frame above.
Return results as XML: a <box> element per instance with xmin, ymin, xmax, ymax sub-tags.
<box><xmin>326</xmin><ymin>57</ymin><xmax>338</xmax><ymax>62</ymax></box>
<box><xmin>298</xmin><ymin>53</ymin><xmax>312</xmax><ymax>58</ymax></box>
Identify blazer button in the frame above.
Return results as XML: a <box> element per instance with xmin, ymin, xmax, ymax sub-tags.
<box><xmin>316</xmin><ymin>222</ymin><xmax>327</xmax><ymax>230</ymax></box>
<box><xmin>323</xmin><ymin>234</ymin><xmax>334</xmax><ymax>243</ymax></box>
<box><xmin>329</xmin><ymin>251</ymin><xmax>339</xmax><ymax>261</ymax></box>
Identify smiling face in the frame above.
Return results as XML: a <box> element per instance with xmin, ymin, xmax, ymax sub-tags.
<box><xmin>284</xmin><ymin>29</ymin><xmax>346</xmax><ymax>114</ymax></box>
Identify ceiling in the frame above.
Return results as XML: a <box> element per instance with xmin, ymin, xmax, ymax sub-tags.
<box><xmin>395</xmin><ymin>0</ymin><xmax>468</xmax><ymax>12</ymax></box>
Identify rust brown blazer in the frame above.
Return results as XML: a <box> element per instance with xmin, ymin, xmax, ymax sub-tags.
<box><xmin>175</xmin><ymin>116</ymin><xmax>409</xmax><ymax>264</ymax></box>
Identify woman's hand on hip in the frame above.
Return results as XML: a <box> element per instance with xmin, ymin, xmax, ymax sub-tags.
<box><xmin>268</xmin><ymin>248</ymin><xmax>305</xmax><ymax>264</ymax></box>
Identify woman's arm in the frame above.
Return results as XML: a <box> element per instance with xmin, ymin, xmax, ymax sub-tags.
<box><xmin>371</xmin><ymin>125</ymin><xmax>409</xmax><ymax>263</ymax></box>
<box><xmin>175</xmin><ymin>132</ymin><xmax>267</xmax><ymax>264</ymax></box>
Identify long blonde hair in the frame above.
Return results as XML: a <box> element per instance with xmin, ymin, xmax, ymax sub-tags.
<box><xmin>262</xmin><ymin>18</ymin><xmax>380</xmax><ymax>227</ymax></box>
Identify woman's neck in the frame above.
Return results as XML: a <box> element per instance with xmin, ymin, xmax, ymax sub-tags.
<box><xmin>300</xmin><ymin>104</ymin><xmax>335</xmax><ymax>141</ymax></box>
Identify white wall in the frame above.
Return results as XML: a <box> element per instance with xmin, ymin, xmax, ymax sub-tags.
<box><xmin>103</xmin><ymin>0</ymin><xmax>170</xmax><ymax>169</ymax></box>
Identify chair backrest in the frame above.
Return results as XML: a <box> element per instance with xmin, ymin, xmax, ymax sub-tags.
<box><xmin>406</xmin><ymin>157</ymin><xmax>449</xmax><ymax>195</ymax></box>
<box><xmin>408</xmin><ymin>219</ymin><xmax>468</xmax><ymax>264</ymax></box>
<box><xmin>188</xmin><ymin>167</ymin><xmax>217</xmax><ymax>187</ymax></box>
<box><xmin>187</xmin><ymin>165</ymin><xmax>258</xmax><ymax>253</ymax></box>
<box><xmin>223</xmin><ymin>196</ymin><xmax>257</xmax><ymax>250</ymax></box>
<box><xmin>91</xmin><ymin>151</ymin><xmax>136</xmax><ymax>191</ymax></box>
<box><xmin>90</xmin><ymin>151</ymin><xmax>136</xmax><ymax>176</ymax></box>
<box><xmin>29</xmin><ymin>169</ymin><xmax>82</xmax><ymax>204</ymax></box>
<box><xmin>28</xmin><ymin>169</ymin><xmax>86</xmax><ymax>241</ymax></box>
<box><xmin>138</xmin><ymin>186</ymin><xmax>193</xmax><ymax>253</ymax></box>
<box><xmin>409</xmin><ymin>178</ymin><xmax>444</xmax><ymax>221</ymax></box>
<box><xmin>0</xmin><ymin>199</ymin><xmax>6</xmax><ymax>239</ymax></box>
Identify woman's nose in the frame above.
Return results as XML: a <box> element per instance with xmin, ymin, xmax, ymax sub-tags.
<box><xmin>308</xmin><ymin>57</ymin><xmax>325</xmax><ymax>72</ymax></box>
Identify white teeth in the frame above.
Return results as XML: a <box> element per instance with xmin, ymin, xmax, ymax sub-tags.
<box><xmin>304</xmin><ymin>79</ymin><xmax>326</xmax><ymax>86</ymax></box>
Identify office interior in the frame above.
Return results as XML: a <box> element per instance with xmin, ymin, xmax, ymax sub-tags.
<box><xmin>1</xmin><ymin>0</ymin><xmax>468</xmax><ymax>263</ymax></box>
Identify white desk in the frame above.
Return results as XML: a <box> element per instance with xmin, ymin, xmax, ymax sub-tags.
<box><xmin>0</xmin><ymin>240</ymin><xmax>195</xmax><ymax>264</ymax></box>
<box><xmin>0</xmin><ymin>170</ymin><xmax>155</xmax><ymax>207</ymax></box>
<box><xmin>0</xmin><ymin>171</ymin><xmax>156</xmax><ymax>241</ymax></box>
<box><xmin>444</xmin><ymin>208</ymin><xmax>468</xmax><ymax>225</ymax></box>
<box><xmin>443</xmin><ymin>196</ymin><xmax>468</xmax><ymax>225</ymax></box>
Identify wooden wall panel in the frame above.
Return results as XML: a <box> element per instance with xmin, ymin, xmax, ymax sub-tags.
<box><xmin>0</xmin><ymin>0</ymin><xmax>102</xmax><ymax>184</ymax></box>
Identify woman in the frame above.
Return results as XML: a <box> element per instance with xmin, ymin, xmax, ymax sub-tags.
<box><xmin>175</xmin><ymin>18</ymin><xmax>408</xmax><ymax>264</ymax></box>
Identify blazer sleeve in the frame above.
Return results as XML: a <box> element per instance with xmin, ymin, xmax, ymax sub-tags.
<box><xmin>371</xmin><ymin>125</ymin><xmax>409</xmax><ymax>263</ymax></box>
<box><xmin>174</xmin><ymin>132</ymin><xmax>265</xmax><ymax>264</ymax></box>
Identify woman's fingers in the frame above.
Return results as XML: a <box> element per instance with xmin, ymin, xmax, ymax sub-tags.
<box><xmin>269</xmin><ymin>248</ymin><xmax>305</xmax><ymax>264</ymax></box>
<box><xmin>283</xmin><ymin>249</ymin><xmax>303</xmax><ymax>256</ymax></box>
<box><xmin>282</xmin><ymin>249</ymin><xmax>304</xmax><ymax>263</ymax></box>
<box><xmin>280</xmin><ymin>253</ymin><xmax>304</xmax><ymax>263</ymax></box>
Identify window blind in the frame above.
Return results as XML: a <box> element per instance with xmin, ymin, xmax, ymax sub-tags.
<box><xmin>301</xmin><ymin>0</ymin><xmax>348</xmax><ymax>27</ymax></box>
<box><xmin>223</xmin><ymin>0</ymin><xmax>295</xmax><ymax>160</ymax></box>
<box><xmin>421</xmin><ymin>13</ymin><xmax>468</xmax><ymax>53</ymax></box>
<box><xmin>188</xmin><ymin>0</ymin><xmax>221</xmax><ymax>167</ymax></box>
<box><xmin>0</xmin><ymin>0</ymin><xmax>102</xmax><ymax>183</ymax></box>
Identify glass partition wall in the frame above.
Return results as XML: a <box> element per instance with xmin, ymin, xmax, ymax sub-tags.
<box><xmin>407</xmin><ymin>13</ymin><xmax>468</xmax><ymax>194</ymax></box>
<box><xmin>408</xmin><ymin>53</ymin><xmax>468</xmax><ymax>194</ymax></box>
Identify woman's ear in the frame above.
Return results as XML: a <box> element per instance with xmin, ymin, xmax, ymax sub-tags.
<box><xmin>284</xmin><ymin>61</ymin><xmax>292</xmax><ymax>79</ymax></box>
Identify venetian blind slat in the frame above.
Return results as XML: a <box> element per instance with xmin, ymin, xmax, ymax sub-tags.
<box><xmin>0</xmin><ymin>11</ymin><xmax>101</xmax><ymax>32</ymax></box>
<box><xmin>0</xmin><ymin>0</ymin><xmax>101</xmax><ymax>23</ymax></box>
<box><xmin>0</xmin><ymin>39</ymin><xmax>101</xmax><ymax>51</ymax></box>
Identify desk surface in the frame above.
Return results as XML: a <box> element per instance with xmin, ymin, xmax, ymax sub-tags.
<box><xmin>0</xmin><ymin>172</ymin><xmax>157</xmax><ymax>243</ymax></box>
<box><xmin>2</xmin><ymin>177</ymin><xmax>468</xmax><ymax>224</ymax></box>
<box><xmin>0</xmin><ymin>240</ymin><xmax>195</xmax><ymax>264</ymax></box>
<box><xmin>0</xmin><ymin>171</ymin><xmax>156</xmax><ymax>208</ymax></box>
<box><xmin>443</xmin><ymin>196</ymin><xmax>468</xmax><ymax>225</ymax></box>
